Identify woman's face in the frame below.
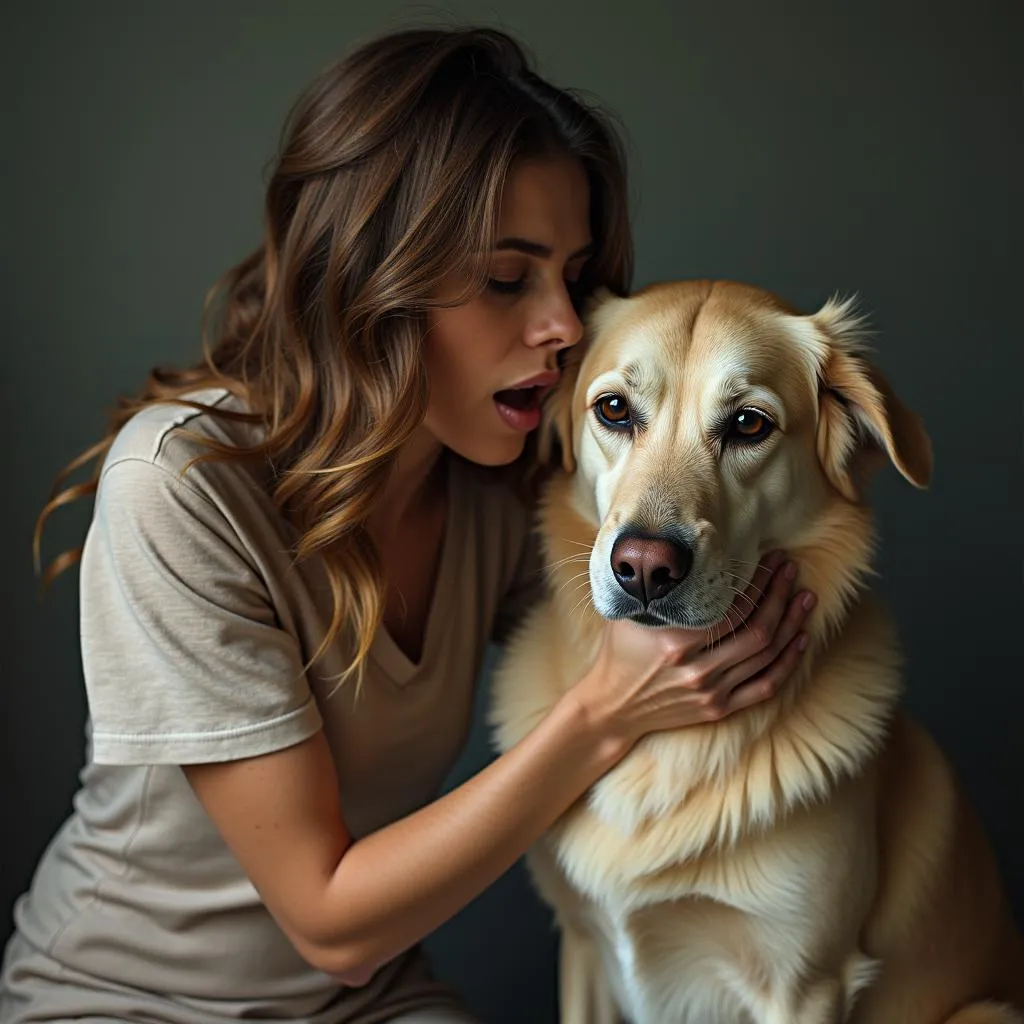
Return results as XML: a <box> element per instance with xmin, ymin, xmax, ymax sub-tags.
<box><xmin>423</xmin><ymin>156</ymin><xmax>593</xmax><ymax>467</ymax></box>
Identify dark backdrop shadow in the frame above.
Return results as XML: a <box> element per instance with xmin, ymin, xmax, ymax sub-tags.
<box><xmin>2</xmin><ymin>3</ymin><xmax>1021</xmax><ymax>1021</ymax></box>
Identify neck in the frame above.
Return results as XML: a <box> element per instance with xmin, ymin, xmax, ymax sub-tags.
<box><xmin>539</xmin><ymin>475</ymin><xmax>901</xmax><ymax>862</ymax></box>
<box><xmin>369</xmin><ymin>425</ymin><xmax>445</xmax><ymax>542</ymax></box>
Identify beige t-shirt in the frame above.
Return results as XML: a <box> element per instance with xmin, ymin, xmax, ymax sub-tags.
<box><xmin>1</xmin><ymin>390</ymin><xmax>541</xmax><ymax>1022</ymax></box>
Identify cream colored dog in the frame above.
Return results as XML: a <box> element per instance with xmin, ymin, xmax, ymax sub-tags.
<box><xmin>490</xmin><ymin>281</ymin><xmax>1023</xmax><ymax>1024</ymax></box>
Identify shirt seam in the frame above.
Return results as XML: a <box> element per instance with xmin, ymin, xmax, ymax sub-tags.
<box><xmin>98</xmin><ymin>453</ymin><xmax>225</xmax><ymax>518</ymax></box>
<box><xmin>98</xmin><ymin>445</ymin><xmax>272</xmax><ymax>588</ymax></box>
<box><xmin>97</xmin><ymin>389</ymin><xmax>236</xmax><ymax>511</ymax></box>
<box><xmin>90</xmin><ymin>697</ymin><xmax>318</xmax><ymax>745</ymax></box>
<box><xmin>150</xmin><ymin>389</ymin><xmax>232</xmax><ymax>462</ymax></box>
<box><xmin>44</xmin><ymin>764</ymin><xmax>156</xmax><ymax>959</ymax></box>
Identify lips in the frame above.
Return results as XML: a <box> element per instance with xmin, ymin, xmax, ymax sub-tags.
<box><xmin>493</xmin><ymin>370</ymin><xmax>560</xmax><ymax>433</ymax></box>
<box><xmin>493</xmin><ymin>385</ymin><xmax>544</xmax><ymax>410</ymax></box>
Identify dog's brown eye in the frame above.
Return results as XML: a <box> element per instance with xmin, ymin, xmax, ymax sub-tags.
<box><xmin>728</xmin><ymin>408</ymin><xmax>774</xmax><ymax>442</ymax></box>
<box><xmin>595</xmin><ymin>394</ymin><xmax>632</xmax><ymax>429</ymax></box>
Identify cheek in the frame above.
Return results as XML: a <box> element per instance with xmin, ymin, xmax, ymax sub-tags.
<box><xmin>759</xmin><ymin>452</ymin><xmax>798</xmax><ymax>508</ymax></box>
<box><xmin>722</xmin><ymin>443</ymin><xmax>810</xmax><ymax>544</ymax></box>
<box><xmin>576</xmin><ymin>427</ymin><xmax>629</xmax><ymax>522</ymax></box>
<box><xmin>424</xmin><ymin>342</ymin><xmax>469</xmax><ymax>399</ymax></box>
<box><xmin>425</xmin><ymin>319</ymin><xmax>483</xmax><ymax>395</ymax></box>
<box><xmin>770</xmin><ymin>438</ymin><xmax>832</xmax><ymax>535</ymax></box>
<box><xmin>425</xmin><ymin>306</ymin><xmax>514</xmax><ymax>398</ymax></box>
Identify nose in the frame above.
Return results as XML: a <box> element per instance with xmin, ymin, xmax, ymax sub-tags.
<box><xmin>610</xmin><ymin>532</ymin><xmax>693</xmax><ymax>606</ymax></box>
<box><xmin>525</xmin><ymin>283</ymin><xmax>584</xmax><ymax>350</ymax></box>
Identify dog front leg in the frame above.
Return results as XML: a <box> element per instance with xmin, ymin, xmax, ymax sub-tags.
<box><xmin>793</xmin><ymin>980</ymin><xmax>845</xmax><ymax>1024</ymax></box>
<box><xmin>560</xmin><ymin>926</ymin><xmax>619</xmax><ymax>1024</ymax></box>
<box><xmin>752</xmin><ymin>978</ymin><xmax>845</xmax><ymax>1024</ymax></box>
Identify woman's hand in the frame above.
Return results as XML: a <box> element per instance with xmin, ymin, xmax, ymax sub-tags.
<box><xmin>570</xmin><ymin>551</ymin><xmax>815</xmax><ymax>754</ymax></box>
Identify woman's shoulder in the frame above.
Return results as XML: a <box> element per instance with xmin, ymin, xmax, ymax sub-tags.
<box><xmin>94</xmin><ymin>387</ymin><xmax>278</xmax><ymax>542</ymax></box>
<box><xmin>105</xmin><ymin>388</ymin><xmax>256</xmax><ymax>471</ymax></box>
<box><xmin>104</xmin><ymin>389</ymin><xmax>242</xmax><ymax>465</ymax></box>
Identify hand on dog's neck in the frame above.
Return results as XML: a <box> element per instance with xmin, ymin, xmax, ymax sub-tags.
<box><xmin>539</xmin><ymin>470</ymin><xmax>901</xmax><ymax>852</ymax></box>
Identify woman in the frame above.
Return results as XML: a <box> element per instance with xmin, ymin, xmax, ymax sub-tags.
<box><xmin>1</xmin><ymin>26</ymin><xmax>815</xmax><ymax>1024</ymax></box>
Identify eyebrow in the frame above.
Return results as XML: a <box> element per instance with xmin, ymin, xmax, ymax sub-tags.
<box><xmin>494</xmin><ymin>237</ymin><xmax>596</xmax><ymax>261</ymax></box>
<box><xmin>622</xmin><ymin>361</ymin><xmax>643</xmax><ymax>391</ymax></box>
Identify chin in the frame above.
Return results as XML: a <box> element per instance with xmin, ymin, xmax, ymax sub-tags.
<box><xmin>454</xmin><ymin>435</ymin><xmax>527</xmax><ymax>468</ymax></box>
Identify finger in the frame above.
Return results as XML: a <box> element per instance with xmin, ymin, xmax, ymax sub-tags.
<box><xmin>708</xmin><ymin>551</ymin><xmax>784</xmax><ymax>641</ymax></box>
<box><xmin>619</xmin><ymin>621</ymin><xmax>708</xmax><ymax>668</ymax></box>
<box><xmin>742</xmin><ymin>551</ymin><xmax>786</xmax><ymax>616</ymax></box>
<box><xmin>722</xmin><ymin>630</ymin><xmax>809</xmax><ymax>716</ymax></box>
<box><xmin>702</xmin><ymin>558</ymin><xmax>797</xmax><ymax>666</ymax></box>
<box><xmin>715</xmin><ymin>590</ymin><xmax>816</xmax><ymax>692</ymax></box>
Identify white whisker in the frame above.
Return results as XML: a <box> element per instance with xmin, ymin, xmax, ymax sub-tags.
<box><xmin>561</xmin><ymin>538</ymin><xmax>595</xmax><ymax>552</ymax></box>
<box><xmin>569</xmin><ymin>583</ymin><xmax>595</xmax><ymax>623</ymax></box>
<box><xmin>723</xmin><ymin>569</ymin><xmax>767</xmax><ymax>604</ymax></box>
<box><xmin>556</xmin><ymin>570</ymin><xmax>593</xmax><ymax>598</ymax></box>
<box><xmin>542</xmin><ymin>552</ymin><xmax>591</xmax><ymax>573</ymax></box>
<box><xmin>726</xmin><ymin>587</ymin><xmax>756</xmax><ymax>631</ymax></box>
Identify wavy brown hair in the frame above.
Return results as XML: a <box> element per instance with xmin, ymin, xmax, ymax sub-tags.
<box><xmin>34</xmin><ymin>26</ymin><xmax>633</xmax><ymax>684</ymax></box>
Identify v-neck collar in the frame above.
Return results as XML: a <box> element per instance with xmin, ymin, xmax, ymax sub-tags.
<box><xmin>369</xmin><ymin>453</ymin><xmax>463</xmax><ymax>687</ymax></box>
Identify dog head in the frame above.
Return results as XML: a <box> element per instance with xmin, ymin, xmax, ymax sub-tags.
<box><xmin>540</xmin><ymin>280</ymin><xmax>932</xmax><ymax>629</ymax></box>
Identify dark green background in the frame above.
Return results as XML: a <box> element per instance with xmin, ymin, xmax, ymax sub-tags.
<box><xmin>2</xmin><ymin>2</ymin><xmax>1021</xmax><ymax>1021</ymax></box>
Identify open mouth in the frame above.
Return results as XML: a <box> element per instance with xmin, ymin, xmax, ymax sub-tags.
<box><xmin>494</xmin><ymin>386</ymin><xmax>545</xmax><ymax>432</ymax></box>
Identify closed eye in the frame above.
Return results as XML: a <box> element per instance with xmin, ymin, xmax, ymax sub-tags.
<box><xmin>487</xmin><ymin>274</ymin><xmax>586</xmax><ymax>300</ymax></box>
<box><xmin>487</xmin><ymin>276</ymin><xmax>526</xmax><ymax>295</ymax></box>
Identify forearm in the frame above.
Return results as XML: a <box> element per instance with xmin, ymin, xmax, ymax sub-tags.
<box><xmin>307</xmin><ymin>690</ymin><xmax>622</xmax><ymax>976</ymax></box>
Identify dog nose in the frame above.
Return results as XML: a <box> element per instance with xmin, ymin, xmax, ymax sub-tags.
<box><xmin>610</xmin><ymin>533</ymin><xmax>693</xmax><ymax>606</ymax></box>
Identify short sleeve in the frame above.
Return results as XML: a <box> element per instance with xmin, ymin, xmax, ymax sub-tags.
<box><xmin>80</xmin><ymin>456</ymin><xmax>322</xmax><ymax>765</ymax></box>
<box><xmin>491</xmin><ymin>527</ymin><xmax>547</xmax><ymax>646</ymax></box>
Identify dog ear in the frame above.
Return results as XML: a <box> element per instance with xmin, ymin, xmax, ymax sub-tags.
<box><xmin>538</xmin><ymin>347</ymin><xmax>581</xmax><ymax>473</ymax></box>
<box><xmin>537</xmin><ymin>288</ymin><xmax>619</xmax><ymax>474</ymax></box>
<box><xmin>813</xmin><ymin>297</ymin><xmax>933</xmax><ymax>501</ymax></box>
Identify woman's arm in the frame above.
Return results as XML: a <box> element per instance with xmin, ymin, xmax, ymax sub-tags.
<box><xmin>185</xmin><ymin>555</ymin><xmax>811</xmax><ymax>984</ymax></box>
<box><xmin>184</xmin><ymin>691</ymin><xmax>619</xmax><ymax>985</ymax></box>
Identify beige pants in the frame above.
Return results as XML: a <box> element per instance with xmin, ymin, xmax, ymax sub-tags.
<box><xmin>0</xmin><ymin>929</ymin><xmax>482</xmax><ymax>1024</ymax></box>
<box><xmin>4</xmin><ymin>1019</ymin><xmax>481</xmax><ymax>1024</ymax></box>
<box><xmin>386</xmin><ymin>1014</ymin><xmax>482</xmax><ymax>1022</ymax></box>
<box><xmin>50</xmin><ymin>1017</ymin><xmax>483</xmax><ymax>1023</ymax></box>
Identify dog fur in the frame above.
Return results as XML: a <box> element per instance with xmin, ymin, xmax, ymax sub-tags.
<box><xmin>490</xmin><ymin>280</ymin><xmax>1023</xmax><ymax>1024</ymax></box>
